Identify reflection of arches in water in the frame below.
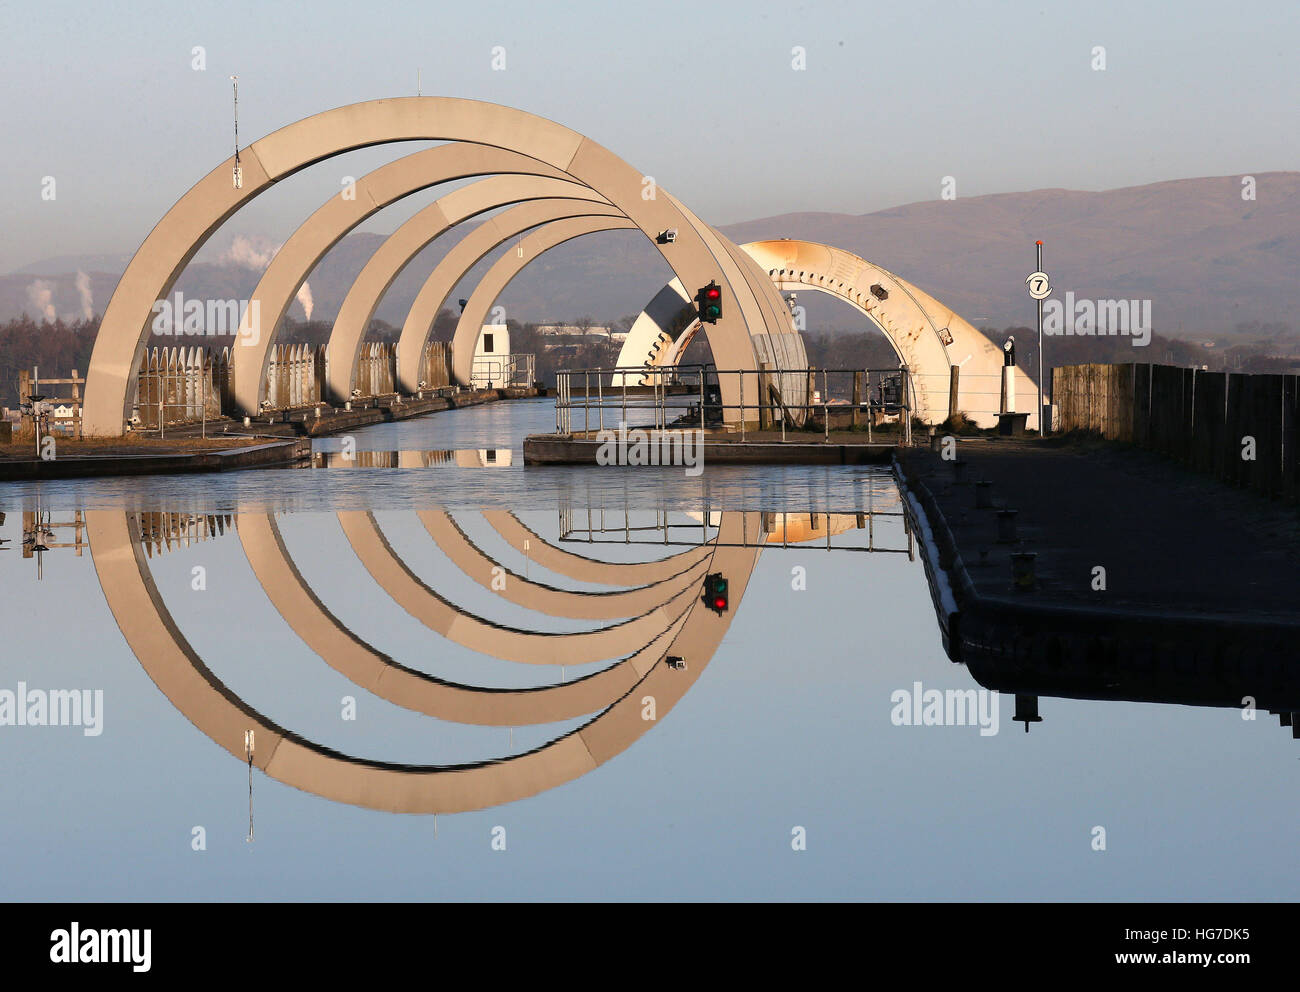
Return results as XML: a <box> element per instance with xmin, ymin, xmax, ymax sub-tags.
<box><xmin>311</xmin><ymin>449</ymin><xmax>516</xmax><ymax>469</ymax></box>
<box><xmin>414</xmin><ymin>510</ymin><xmax>712</xmax><ymax>620</ymax></box>
<box><xmin>237</xmin><ymin>512</ymin><xmax>693</xmax><ymax>724</ymax></box>
<box><xmin>336</xmin><ymin>511</ymin><xmax>703</xmax><ymax>665</ymax></box>
<box><xmin>87</xmin><ymin>510</ymin><xmax>762</xmax><ymax>813</ymax></box>
<box><xmin>482</xmin><ymin>511</ymin><xmax>713</xmax><ymax>587</ymax></box>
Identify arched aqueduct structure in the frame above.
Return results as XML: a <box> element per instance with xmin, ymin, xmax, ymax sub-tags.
<box><xmin>82</xmin><ymin>96</ymin><xmax>1034</xmax><ymax>436</ymax></box>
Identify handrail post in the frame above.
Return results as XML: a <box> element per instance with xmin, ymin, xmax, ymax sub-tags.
<box><xmin>823</xmin><ymin>368</ymin><xmax>829</xmax><ymax>443</ymax></box>
<box><xmin>867</xmin><ymin>370</ymin><xmax>874</xmax><ymax>443</ymax></box>
<box><xmin>739</xmin><ymin>371</ymin><xmax>745</xmax><ymax>443</ymax></box>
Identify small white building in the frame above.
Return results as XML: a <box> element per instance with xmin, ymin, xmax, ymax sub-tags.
<box><xmin>472</xmin><ymin>324</ymin><xmax>510</xmax><ymax>388</ymax></box>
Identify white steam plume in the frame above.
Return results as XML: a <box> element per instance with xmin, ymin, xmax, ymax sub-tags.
<box><xmin>296</xmin><ymin>281</ymin><xmax>314</xmax><ymax>321</ymax></box>
<box><xmin>26</xmin><ymin>279</ymin><xmax>56</xmax><ymax>322</ymax></box>
<box><xmin>220</xmin><ymin>234</ymin><xmax>280</xmax><ymax>269</ymax></box>
<box><xmin>75</xmin><ymin>270</ymin><xmax>94</xmax><ymax>319</ymax></box>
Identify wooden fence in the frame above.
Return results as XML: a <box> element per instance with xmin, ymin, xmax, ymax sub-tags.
<box><xmin>130</xmin><ymin>340</ymin><xmax>454</xmax><ymax>427</ymax></box>
<box><xmin>1052</xmin><ymin>363</ymin><xmax>1300</xmax><ymax>501</ymax></box>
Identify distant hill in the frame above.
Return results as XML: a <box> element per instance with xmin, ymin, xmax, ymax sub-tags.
<box><xmin>4</xmin><ymin>173</ymin><xmax>1295</xmax><ymax>339</ymax></box>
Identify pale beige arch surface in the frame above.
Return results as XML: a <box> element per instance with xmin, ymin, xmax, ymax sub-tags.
<box><xmin>86</xmin><ymin>508</ymin><xmax>761</xmax><ymax>813</ymax></box>
<box><xmin>236</xmin><ymin>512</ymin><xmax>690</xmax><ymax>725</ymax></box>
<box><xmin>230</xmin><ymin>144</ymin><xmax>591</xmax><ymax>415</ymax></box>
<box><xmin>84</xmin><ymin>97</ymin><xmax>775</xmax><ymax>434</ymax></box>
<box><xmin>324</xmin><ymin>185</ymin><xmax>616</xmax><ymax>404</ymax></box>
<box><xmin>450</xmin><ymin>216</ymin><xmax>638</xmax><ymax>383</ymax></box>
<box><xmin>337</xmin><ymin>511</ymin><xmax>699</xmax><ymax>666</ymax></box>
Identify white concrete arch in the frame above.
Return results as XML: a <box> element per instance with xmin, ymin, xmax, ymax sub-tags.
<box><xmin>84</xmin><ymin>97</ymin><xmax>782</xmax><ymax>434</ymax></box>
<box><xmin>615</xmin><ymin>239</ymin><xmax>1039</xmax><ymax>428</ymax></box>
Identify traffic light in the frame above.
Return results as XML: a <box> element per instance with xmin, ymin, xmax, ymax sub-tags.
<box><xmin>702</xmin><ymin>571</ymin><xmax>729</xmax><ymax>615</ymax></box>
<box><xmin>696</xmin><ymin>282</ymin><xmax>722</xmax><ymax>324</ymax></box>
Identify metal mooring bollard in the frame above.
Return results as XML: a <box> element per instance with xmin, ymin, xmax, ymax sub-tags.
<box><xmin>1011</xmin><ymin>552</ymin><xmax>1037</xmax><ymax>590</ymax></box>
<box><xmin>996</xmin><ymin>509</ymin><xmax>1019</xmax><ymax>543</ymax></box>
<box><xmin>975</xmin><ymin>481</ymin><xmax>993</xmax><ymax>508</ymax></box>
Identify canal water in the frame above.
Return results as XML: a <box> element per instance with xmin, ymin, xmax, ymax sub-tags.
<box><xmin>0</xmin><ymin>397</ymin><xmax>1294</xmax><ymax>900</ymax></box>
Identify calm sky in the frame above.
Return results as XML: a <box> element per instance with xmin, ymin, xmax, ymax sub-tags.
<box><xmin>2</xmin><ymin>0</ymin><xmax>1297</xmax><ymax>273</ymax></box>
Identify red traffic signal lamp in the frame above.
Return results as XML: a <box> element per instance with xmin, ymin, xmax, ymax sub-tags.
<box><xmin>696</xmin><ymin>281</ymin><xmax>722</xmax><ymax>323</ymax></box>
<box><xmin>702</xmin><ymin>571</ymin><xmax>729</xmax><ymax>615</ymax></box>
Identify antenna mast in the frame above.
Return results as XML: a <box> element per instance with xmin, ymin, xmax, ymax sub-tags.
<box><xmin>230</xmin><ymin>75</ymin><xmax>242</xmax><ymax>189</ymax></box>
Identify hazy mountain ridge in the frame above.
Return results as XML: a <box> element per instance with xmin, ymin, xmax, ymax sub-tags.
<box><xmin>4</xmin><ymin>173</ymin><xmax>1295</xmax><ymax>337</ymax></box>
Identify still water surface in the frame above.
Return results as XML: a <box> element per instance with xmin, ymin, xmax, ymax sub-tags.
<box><xmin>0</xmin><ymin>399</ymin><xmax>1294</xmax><ymax>900</ymax></box>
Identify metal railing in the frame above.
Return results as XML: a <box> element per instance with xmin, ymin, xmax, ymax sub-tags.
<box><xmin>133</xmin><ymin>367</ymin><xmax>216</xmax><ymax>439</ymax></box>
<box><xmin>471</xmin><ymin>353</ymin><xmax>535</xmax><ymax>390</ymax></box>
<box><xmin>554</xmin><ymin>364</ymin><xmax>915</xmax><ymax>445</ymax></box>
<box><xmin>556</xmin><ymin>501</ymin><xmax>913</xmax><ymax>556</ymax></box>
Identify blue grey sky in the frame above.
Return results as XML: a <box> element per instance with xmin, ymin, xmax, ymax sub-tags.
<box><xmin>2</xmin><ymin>0</ymin><xmax>1297</xmax><ymax>273</ymax></box>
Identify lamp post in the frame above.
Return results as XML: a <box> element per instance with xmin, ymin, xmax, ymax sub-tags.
<box><xmin>27</xmin><ymin>393</ymin><xmax>47</xmax><ymax>459</ymax></box>
<box><xmin>1025</xmin><ymin>242</ymin><xmax>1051</xmax><ymax>434</ymax></box>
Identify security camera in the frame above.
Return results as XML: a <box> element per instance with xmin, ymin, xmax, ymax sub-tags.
<box><xmin>656</xmin><ymin>229</ymin><xmax>677</xmax><ymax>245</ymax></box>
<box><xmin>351</xmin><ymin>388</ymin><xmax>362</xmax><ymax>398</ymax></box>
<box><xmin>418</xmin><ymin>380</ymin><xmax>427</xmax><ymax>389</ymax></box>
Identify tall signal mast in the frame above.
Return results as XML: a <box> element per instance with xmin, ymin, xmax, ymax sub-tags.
<box><xmin>230</xmin><ymin>75</ymin><xmax>242</xmax><ymax>189</ymax></box>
